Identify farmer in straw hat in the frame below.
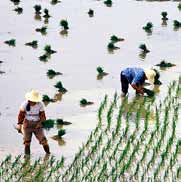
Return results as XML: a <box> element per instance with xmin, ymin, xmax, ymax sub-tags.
<box><xmin>17</xmin><ymin>90</ymin><xmax>50</xmax><ymax>155</ymax></box>
<box><xmin>120</xmin><ymin>67</ymin><xmax>160</xmax><ymax>96</ymax></box>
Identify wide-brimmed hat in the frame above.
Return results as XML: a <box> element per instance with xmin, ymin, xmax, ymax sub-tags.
<box><xmin>144</xmin><ymin>69</ymin><xmax>156</xmax><ymax>83</ymax></box>
<box><xmin>25</xmin><ymin>90</ymin><xmax>42</xmax><ymax>102</ymax></box>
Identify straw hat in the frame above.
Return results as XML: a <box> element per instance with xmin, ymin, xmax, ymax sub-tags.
<box><xmin>25</xmin><ymin>90</ymin><xmax>42</xmax><ymax>102</ymax></box>
<box><xmin>144</xmin><ymin>69</ymin><xmax>156</xmax><ymax>83</ymax></box>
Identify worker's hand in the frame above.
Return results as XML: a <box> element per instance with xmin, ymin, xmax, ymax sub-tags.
<box><xmin>17</xmin><ymin>124</ymin><xmax>22</xmax><ymax>133</ymax></box>
<box><xmin>36</xmin><ymin>122</ymin><xmax>42</xmax><ymax>129</ymax></box>
<box><xmin>131</xmin><ymin>83</ymin><xmax>144</xmax><ymax>96</ymax></box>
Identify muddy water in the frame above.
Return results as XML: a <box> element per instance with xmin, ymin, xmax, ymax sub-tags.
<box><xmin>0</xmin><ymin>0</ymin><xmax>180</xmax><ymax>161</ymax></box>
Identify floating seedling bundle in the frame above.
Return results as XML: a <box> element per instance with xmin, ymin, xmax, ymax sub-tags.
<box><xmin>0</xmin><ymin>79</ymin><xmax>180</xmax><ymax>181</ymax></box>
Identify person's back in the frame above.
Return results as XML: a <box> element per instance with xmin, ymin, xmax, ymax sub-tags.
<box><xmin>121</xmin><ymin>67</ymin><xmax>145</xmax><ymax>85</ymax></box>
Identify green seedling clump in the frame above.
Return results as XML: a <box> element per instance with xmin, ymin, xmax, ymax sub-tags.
<box><xmin>25</xmin><ymin>40</ymin><xmax>38</xmax><ymax>48</ymax></box>
<box><xmin>39</xmin><ymin>54</ymin><xmax>48</xmax><ymax>62</ymax></box>
<box><xmin>14</xmin><ymin>7</ymin><xmax>23</xmax><ymax>14</ymax></box>
<box><xmin>104</xmin><ymin>0</ymin><xmax>112</xmax><ymax>7</ymax></box>
<box><xmin>139</xmin><ymin>44</ymin><xmax>150</xmax><ymax>53</ymax></box>
<box><xmin>56</xmin><ymin>118</ymin><xmax>64</xmax><ymax>125</ymax></box>
<box><xmin>173</xmin><ymin>20</ymin><xmax>181</xmax><ymax>28</ymax></box>
<box><xmin>161</xmin><ymin>12</ymin><xmax>168</xmax><ymax>20</ymax></box>
<box><xmin>97</xmin><ymin>67</ymin><xmax>104</xmax><ymax>74</ymax></box>
<box><xmin>143</xmin><ymin>88</ymin><xmax>155</xmax><ymax>97</ymax></box>
<box><xmin>80</xmin><ymin>98</ymin><xmax>94</xmax><ymax>106</ymax></box>
<box><xmin>34</xmin><ymin>5</ymin><xmax>42</xmax><ymax>14</ymax></box>
<box><xmin>143</xmin><ymin>22</ymin><xmax>153</xmax><ymax>31</ymax></box>
<box><xmin>10</xmin><ymin>0</ymin><xmax>20</xmax><ymax>5</ymax></box>
<box><xmin>42</xmin><ymin>95</ymin><xmax>54</xmax><ymax>102</ymax></box>
<box><xmin>178</xmin><ymin>3</ymin><xmax>181</xmax><ymax>10</ymax></box>
<box><xmin>43</xmin><ymin>8</ymin><xmax>51</xmax><ymax>18</ymax></box>
<box><xmin>47</xmin><ymin>69</ymin><xmax>62</xmax><ymax>78</ymax></box>
<box><xmin>35</xmin><ymin>26</ymin><xmax>47</xmax><ymax>34</ymax></box>
<box><xmin>60</xmin><ymin>20</ymin><xmax>69</xmax><ymax>30</ymax></box>
<box><xmin>88</xmin><ymin>9</ymin><xmax>94</xmax><ymax>17</ymax></box>
<box><xmin>56</xmin><ymin>119</ymin><xmax>72</xmax><ymax>125</ymax></box>
<box><xmin>51</xmin><ymin>0</ymin><xmax>61</xmax><ymax>5</ymax></box>
<box><xmin>4</xmin><ymin>39</ymin><xmax>16</xmax><ymax>46</ymax></box>
<box><xmin>54</xmin><ymin>81</ymin><xmax>67</xmax><ymax>93</ymax></box>
<box><xmin>42</xmin><ymin>119</ymin><xmax>55</xmax><ymax>130</ymax></box>
<box><xmin>110</xmin><ymin>35</ymin><xmax>124</xmax><ymax>43</ymax></box>
<box><xmin>107</xmin><ymin>42</ymin><xmax>119</xmax><ymax>50</ymax></box>
<box><xmin>96</xmin><ymin>66</ymin><xmax>108</xmax><ymax>79</ymax></box>
<box><xmin>44</xmin><ymin>45</ymin><xmax>56</xmax><ymax>54</ymax></box>
<box><xmin>156</xmin><ymin>60</ymin><xmax>176</xmax><ymax>68</ymax></box>
<box><xmin>58</xmin><ymin>129</ymin><xmax>66</xmax><ymax>138</ymax></box>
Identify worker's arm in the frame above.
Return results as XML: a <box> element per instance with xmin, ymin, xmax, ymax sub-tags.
<box><xmin>17</xmin><ymin>110</ymin><xmax>25</xmax><ymax>133</ymax></box>
<box><xmin>131</xmin><ymin>83</ymin><xmax>144</xmax><ymax>95</ymax></box>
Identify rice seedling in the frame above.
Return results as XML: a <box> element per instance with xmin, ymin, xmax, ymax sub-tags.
<box><xmin>110</xmin><ymin>35</ymin><xmax>124</xmax><ymax>43</ymax></box>
<box><xmin>80</xmin><ymin>98</ymin><xmax>94</xmax><ymax>106</ymax></box>
<box><xmin>35</xmin><ymin>26</ymin><xmax>47</xmax><ymax>35</ymax></box>
<box><xmin>177</xmin><ymin>167</ymin><xmax>181</xmax><ymax>179</ymax></box>
<box><xmin>173</xmin><ymin>20</ymin><xmax>181</xmax><ymax>28</ymax></box>
<box><xmin>56</xmin><ymin>118</ymin><xmax>72</xmax><ymax>125</ymax></box>
<box><xmin>42</xmin><ymin>94</ymin><xmax>54</xmax><ymax>102</ymax></box>
<box><xmin>139</xmin><ymin>43</ymin><xmax>150</xmax><ymax>53</ymax></box>
<box><xmin>107</xmin><ymin>42</ymin><xmax>120</xmax><ymax>50</ymax></box>
<box><xmin>161</xmin><ymin>11</ymin><xmax>168</xmax><ymax>20</ymax></box>
<box><xmin>34</xmin><ymin>5</ymin><xmax>42</xmax><ymax>14</ymax></box>
<box><xmin>156</xmin><ymin>60</ymin><xmax>176</xmax><ymax>68</ymax></box>
<box><xmin>104</xmin><ymin>0</ymin><xmax>112</xmax><ymax>7</ymax></box>
<box><xmin>4</xmin><ymin>39</ymin><xmax>16</xmax><ymax>46</ymax></box>
<box><xmin>88</xmin><ymin>9</ymin><xmax>94</xmax><ymax>17</ymax></box>
<box><xmin>177</xmin><ymin>139</ymin><xmax>181</xmax><ymax>153</ymax></box>
<box><xmin>25</xmin><ymin>40</ymin><xmax>38</xmax><ymax>48</ymax></box>
<box><xmin>54</xmin><ymin>81</ymin><xmax>67</xmax><ymax>93</ymax></box>
<box><xmin>44</xmin><ymin>45</ymin><xmax>57</xmax><ymax>54</ymax></box>
<box><xmin>47</xmin><ymin>69</ymin><xmax>62</xmax><ymax>79</ymax></box>
<box><xmin>42</xmin><ymin>119</ymin><xmax>55</xmax><ymax>130</ymax></box>
<box><xmin>60</xmin><ymin>19</ymin><xmax>69</xmax><ymax>30</ymax></box>
<box><xmin>43</xmin><ymin>8</ymin><xmax>51</xmax><ymax>18</ymax></box>
<box><xmin>51</xmin><ymin>0</ymin><xmax>61</xmax><ymax>5</ymax></box>
<box><xmin>58</xmin><ymin>129</ymin><xmax>66</xmax><ymax>138</ymax></box>
<box><xmin>39</xmin><ymin>54</ymin><xmax>48</xmax><ymax>62</ymax></box>
<box><xmin>143</xmin><ymin>22</ymin><xmax>153</xmax><ymax>31</ymax></box>
<box><xmin>96</xmin><ymin>66</ymin><xmax>108</xmax><ymax>80</ymax></box>
<box><xmin>14</xmin><ymin>7</ymin><xmax>23</xmax><ymax>14</ymax></box>
<box><xmin>143</xmin><ymin>88</ymin><xmax>155</xmax><ymax>97</ymax></box>
<box><xmin>10</xmin><ymin>0</ymin><xmax>20</xmax><ymax>5</ymax></box>
<box><xmin>178</xmin><ymin>3</ymin><xmax>181</xmax><ymax>10</ymax></box>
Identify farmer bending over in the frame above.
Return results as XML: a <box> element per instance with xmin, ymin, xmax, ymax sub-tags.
<box><xmin>17</xmin><ymin>90</ymin><xmax>50</xmax><ymax>155</ymax></box>
<box><xmin>120</xmin><ymin>67</ymin><xmax>160</xmax><ymax>96</ymax></box>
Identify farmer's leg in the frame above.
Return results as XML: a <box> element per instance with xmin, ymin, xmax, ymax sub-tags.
<box><xmin>120</xmin><ymin>73</ymin><xmax>129</xmax><ymax>96</ymax></box>
<box><xmin>23</xmin><ymin>127</ymin><xmax>32</xmax><ymax>155</ymax></box>
<box><xmin>34</xmin><ymin>128</ymin><xmax>50</xmax><ymax>154</ymax></box>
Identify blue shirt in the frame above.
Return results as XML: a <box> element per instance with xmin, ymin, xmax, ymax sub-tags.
<box><xmin>121</xmin><ymin>68</ymin><xmax>145</xmax><ymax>85</ymax></box>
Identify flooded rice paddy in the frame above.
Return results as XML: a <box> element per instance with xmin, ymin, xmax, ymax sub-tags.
<box><xmin>0</xmin><ymin>0</ymin><xmax>180</xmax><ymax>174</ymax></box>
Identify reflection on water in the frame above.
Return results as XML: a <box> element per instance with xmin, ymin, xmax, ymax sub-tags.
<box><xmin>161</xmin><ymin>20</ymin><xmax>168</xmax><ymax>27</ymax></box>
<box><xmin>139</xmin><ymin>52</ymin><xmax>147</xmax><ymax>60</ymax></box>
<box><xmin>51</xmin><ymin>136</ymin><xmax>66</xmax><ymax>146</ymax></box>
<box><xmin>60</xmin><ymin>30</ymin><xmax>68</xmax><ymax>36</ymax></box>
<box><xmin>121</xmin><ymin>95</ymin><xmax>155</xmax><ymax>123</ymax></box>
<box><xmin>34</xmin><ymin>14</ymin><xmax>41</xmax><ymax>21</ymax></box>
<box><xmin>53</xmin><ymin>92</ymin><xmax>63</xmax><ymax>102</ymax></box>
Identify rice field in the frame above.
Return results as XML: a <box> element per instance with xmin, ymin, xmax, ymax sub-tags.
<box><xmin>0</xmin><ymin>0</ymin><xmax>181</xmax><ymax>181</ymax></box>
<box><xmin>0</xmin><ymin>78</ymin><xmax>180</xmax><ymax>181</ymax></box>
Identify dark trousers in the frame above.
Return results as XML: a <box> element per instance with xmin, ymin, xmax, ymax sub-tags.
<box><xmin>120</xmin><ymin>72</ymin><xmax>129</xmax><ymax>94</ymax></box>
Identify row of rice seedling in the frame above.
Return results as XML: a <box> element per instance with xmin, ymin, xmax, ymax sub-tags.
<box><xmin>60</xmin><ymin>78</ymin><xmax>180</xmax><ymax>182</ymax></box>
<box><xmin>0</xmin><ymin>79</ymin><xmax>180</xmax><ymax>181</ymax></box>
